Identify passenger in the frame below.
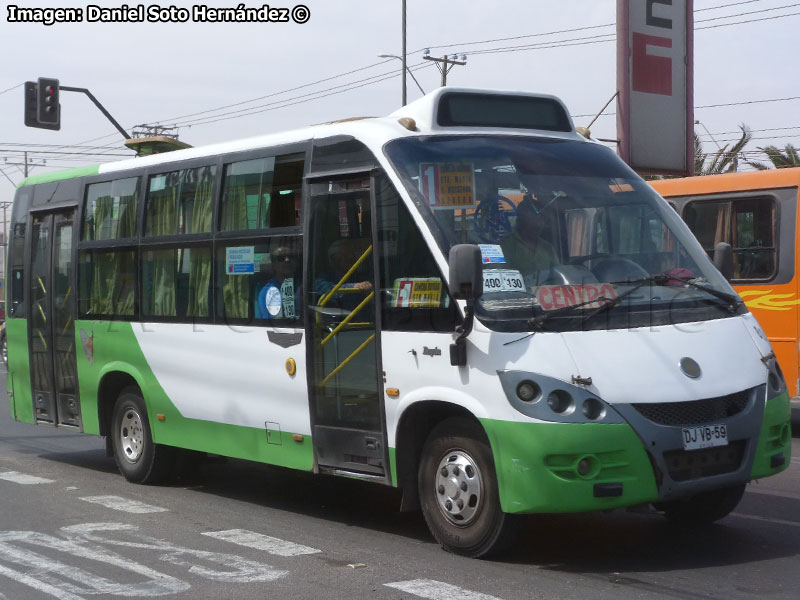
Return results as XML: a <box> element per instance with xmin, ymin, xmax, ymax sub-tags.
<box><xmin>255</xmin><ymin>246</ymin><xmax>301</xmax><ymax>320</ymax></box>
<box><xmin>316</xmin><ymin>239</ymin><xmax>373</xmax><ymax>295</ymax></box>
<box><xmin>500</xmin><ymin>194</ymin><xmax>559</xmax><ymax>284</ymax></box>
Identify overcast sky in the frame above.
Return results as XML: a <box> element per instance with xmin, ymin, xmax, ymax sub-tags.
<box><xmin>1</xmin><ymin>0</ymin><xmax>797</xmax><ymax>205</ymax></box>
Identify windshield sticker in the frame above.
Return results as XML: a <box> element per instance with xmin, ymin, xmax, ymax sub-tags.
<box><xmin>419</xmin><ymin>163</ymin><xmax>476</xmax><ymax>209</ymax></box>
<box><xmin>478</xmin><ymin>244</ymin><xmax>506</xmax><ymax>264</ymax></box>
<box><xmin>609</xmin><ymin>179</ymin><xmax>634</xmax><ymax>193</ymax></box>
<box><xmin>280</xmin><ymin>278</ymin><xmax>296</xmax><ymax>319</ymax></box>
<box><xmin>226</xmin><ymin>246</ymin><xmax>255</xmax><ymax>275</ymax></box>
<box><xmin>483</xmin><ymin>269</ymin><xmax>524</xmax><ymax>293</ymax></box>
<box><xmin>263</xmin><ymin>285</ymin><xmax>283</xmax><ymax>317</ymax></box>
<box><xmin>535</xmin><ymin>284</ymin><xmax>618</xmax><ymax>311</ymax></box>
<box><xmin>393</xmin><ymin>277</ymin><xmax>442</xmax><ymax>308</ymax></box>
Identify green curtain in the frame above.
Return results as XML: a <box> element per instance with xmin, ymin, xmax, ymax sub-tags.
<box><xmin>88</xmin><ymin>196</ymin><xmax>116</xmax><ymax>315</ymax></box>
<box><xmin>148</xmin><ymin>184</ymin><xmax>178</xmax><ymax>316</ymax></box>
<box><xmin>92</xmin><ymin>195</ymin><xmax>113</xmax><ymax>240</ymax></box>
<box><xmin>117</xmin><ymin>193</ymin><xmax>137</xmax><ymax>238</ymax></box>
<box><xmin>222</xmin><ymin>178</ymin><xmax>250</xmax><ymax>319</ymax></box>
<box><xmin>187</xmin><ymin>172</ymin><xmax>214</xmax><ymax>317</ymax></box>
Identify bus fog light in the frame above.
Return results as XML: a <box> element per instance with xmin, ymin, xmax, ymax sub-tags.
<box><xmin>582</xmin><ymin>397</ymin><xmax>606</xmax><ymax>421</ymax></box>
<box><xmin>576</xmin><ymin>455</ymin><xmax>599</xmax><ymax>478</ymax></box>
<box><xmin>516</xmin><ymin>380</ymin><xmax>541</xmax><ymax>403</ymax></box>
<box><xmin>547</xmin><ymin>390</ymin><xmax>574</xmax><ymax>415</ymax></box>
<box><xmin>780</xmin><ymin>423</ymin><xmax>790</xmax><ymax>445</ymax></box>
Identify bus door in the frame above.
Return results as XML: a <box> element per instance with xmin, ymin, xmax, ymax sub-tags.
<box><xmin>305</xmin><ymin>174</ymin><xmax>388</xmax><ymax>478</ymax></box>
<box><xmin>28</xmin><ymin>209</ymin><xmax>81</xmax><ymax>428</ymax></box>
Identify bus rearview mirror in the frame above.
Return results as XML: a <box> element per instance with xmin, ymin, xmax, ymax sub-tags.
<box><xmin>449</xmin><ymin>244</ymin><xmax>483</xmax><ymax>300</ymax></box>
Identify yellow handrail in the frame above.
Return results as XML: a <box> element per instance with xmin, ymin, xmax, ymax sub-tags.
<box><xmin>320</xmin><ymin>291</ymin><xmax>374</xmax><ymax>348</ymax></box>
<box><xmin>319</xmin><ymin>244</ymin><xmax>373</xmax><ymax>307</ymax></box>
<box><xmin>320</xmin><ymin>333</ymin><xmax>375</xmax><ymax>386</ymax></box>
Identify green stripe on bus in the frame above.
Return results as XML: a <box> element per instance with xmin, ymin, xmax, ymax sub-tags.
<box><xmin>750</xmin><ymin>391</ymin><xmax>792</xmax><ymax>479</ymax></box>
<box><xmin>75</xmin><ymin>319</ymin><xmax>314</xmax><ymax>471</ymax></box>
<box><xmin>480</xmin><ymin>418</ymin><xmax>658</xmax><ymax>514</ymax></box>
<box><xmin>6</xmin><ymin>318</ymin><xmax>34</xmax><ymax>423</ymax></box>
<box><xmin>19</xmin><ymin>165</ymin><xmax>100</xmax><ymax>187</ymax></box>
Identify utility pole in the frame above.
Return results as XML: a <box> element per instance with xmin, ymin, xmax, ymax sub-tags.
<box><xmin>3</xmin><ymin>152</ymin><xmax>46</xmax><ymax>178</ymax></box>
<box><xmin>422</xmin><ymin>50</ymin><xmax>467</xmax><ymax>86</ymax></box>
<box><xmin>401</xmin><ymin>0</ymin><xmax>407</xmax><ymax>106</ymax></box>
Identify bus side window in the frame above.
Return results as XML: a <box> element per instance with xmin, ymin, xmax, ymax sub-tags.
<box><xmin>684</xmin><ymin>198</ymin><xmax>776</xmax><ymax>281</ymax></box>
<box><xmin>375</xmin><ymin>174</ymin><xmax>460</xmax><ymax>332</ymax></box>
<box><xmin>220</xmin><ymin>153</ymin><xmax>304</xmax><ymax>232</ymax></box>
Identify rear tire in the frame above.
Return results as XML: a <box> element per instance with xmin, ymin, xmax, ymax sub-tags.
<box><xmin>418</xmin><ymin>417</ymin><xmax>520</xmax><ymax>558</ymax></box>
<box><xmin>111</xmin><ymin>386</ymin><xmax>174</xmax><ymax>484</ymax></box>
<box><xmin>658</xmin><ymin>484</ymin><xmax>746</xmax><ymax>525</ymax></box>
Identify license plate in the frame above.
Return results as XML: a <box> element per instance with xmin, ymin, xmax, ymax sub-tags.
<box><xmin>682</xmin><ymin>424</ymin><xmax>728</xmax><ymax>451</ymax></box>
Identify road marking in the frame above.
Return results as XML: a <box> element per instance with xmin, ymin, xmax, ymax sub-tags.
<box><xmin>746</xmin><ymin>486</ymin><xmax>800</xmax><ymax>501</ymax></box>
<box><xmin>202</xmin><ymin>529</ymin><xmax>320</xmax><ymax>557</ymax></box>
<box><xmin>385</xmin><ymin>579</ymin><xmax>503</xmax><ymax>600</ymax></box>
<box><xmin>79</xmin><ymin>496</ymin><xmax>167</xmax><ymax>514</ymax></box>
<box><xmin>66</xmin><ymin>522</ymin><xmax>287</xmax><ymax>583</ymax></box>
<box><xmin>731</xmin><ymin>513</ymin><xmax>800</xmax><ymax>528</ymax></box>
<box><xmin>0</xmin><ymin>471</ymin><xmax>55</xmax><ymax>485</ymax></box>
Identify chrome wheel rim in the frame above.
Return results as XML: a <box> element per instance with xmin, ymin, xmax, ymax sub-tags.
<box><xmin>119</xmin><ymin>408</ymin><xmax>144</xmax><ymax>463</ymax></box>
<box><xmin>434</xmin><ymin>450</ymin><xmax>483</xmax><ymax>526</ymax></box>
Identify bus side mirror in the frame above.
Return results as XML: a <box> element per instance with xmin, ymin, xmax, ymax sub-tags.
<box><xmin>449</xmin><ymin>244</ymin><xmax>483</xmax><ymax>300</ymax></box>
<box><xmin>713</xmin><ymin>242</ymin><xmax>734</xmax><ymax>281</ymax></box>
<box><xmin>449</xmin><ymin>245</ymin><xmax>483</xmax><ymax>367</ymax></box>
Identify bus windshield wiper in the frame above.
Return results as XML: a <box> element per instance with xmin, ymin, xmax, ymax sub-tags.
<box><xmin>528</xmin><ymin>294</ymin><xmax>617</xmax><ymax>329</ymax></box>
<box><xmin>657</xmin><ymin>274</ymin><xmax>742</xmax><ymax>312</ymax></box>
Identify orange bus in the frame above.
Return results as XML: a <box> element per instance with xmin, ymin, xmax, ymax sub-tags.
<box><xmin>651</xmin><ymin>168</ymin><xmax>800</xmax><ymax>413</ymax></box>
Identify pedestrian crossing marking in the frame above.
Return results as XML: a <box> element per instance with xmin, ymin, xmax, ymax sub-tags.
<box><xmin>202</xmin><ymin>529</ymin><xmax>320</xmax><ymax>557</ymax></box>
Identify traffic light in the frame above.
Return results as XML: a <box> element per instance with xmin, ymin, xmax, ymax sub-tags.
<box><xmin>37</xmin><ymin>77</ymin><xmax>60</xmax><ymax>126</ymax></box>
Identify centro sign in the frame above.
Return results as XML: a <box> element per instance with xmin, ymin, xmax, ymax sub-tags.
<box><xmin>617</xmin><ymin>0</ymin><xmax>693</xmax><ymax>175</ymax></box>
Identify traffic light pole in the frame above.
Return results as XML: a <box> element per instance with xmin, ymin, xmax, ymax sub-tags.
<box><xmin>60</xmin><ymin>86</ymin><xmax>131</xmax><ymax>140</ymax></box>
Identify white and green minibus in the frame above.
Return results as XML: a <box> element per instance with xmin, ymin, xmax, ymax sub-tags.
<box><xmin>6</xmin><ymin>88</ymin><xmax>791</xmax><ymax>557</ymax></box>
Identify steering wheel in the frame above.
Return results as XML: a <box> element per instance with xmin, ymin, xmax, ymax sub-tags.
<box><xmin>473</xmin><ymin>195</ymin><xmax>516</xmax><ymax>243</ymax></box>
<box><xmin>569</xmin><ymin>252</ymin><xmax>610</xmax><ymax>265</ymax></box>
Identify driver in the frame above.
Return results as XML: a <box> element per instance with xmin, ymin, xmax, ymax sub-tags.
<box><xmin>500</xmin><ymin>194</ymin><xmax>558</xmax><ymax>283</ymax></box>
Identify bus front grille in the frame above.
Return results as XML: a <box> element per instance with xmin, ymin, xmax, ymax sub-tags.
<box><xmin>663</xmin><ymin>440</ymin><xmax>746</xmax><ymax>482</ymax></box>
<box><xmin>631</xmin><ymin>391</ymin><xmax>750</xmax><ymax>426</ymax></box>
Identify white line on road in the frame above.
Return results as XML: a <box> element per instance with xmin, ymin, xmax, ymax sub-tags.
<box><xmin>385</xmin><ymin>579</ymin><xmax>504</xmax><ymax>600</ymax></box>
<box><xmin>0</xmin><ymin>471</ymin><xmax>55</xmax><ymax>485</ymax></box>
<box><xmin>202</xmin><ymin>529</ymin><xmax>320</xmax><ymax>557</ymax></box>
<box><xmin>79</xmin><ymin>496</ymin><xmax>167</xmax><ymax>514</ymax></box>
<box><xmin>0</xmin><ymin>562</ymin><xmax>84</xmax><ymax>600</ymax></box>
<box><xmin>731</xmin><ymin>513</ymin><xmax>800</xmax><ymax>528</ymax></box>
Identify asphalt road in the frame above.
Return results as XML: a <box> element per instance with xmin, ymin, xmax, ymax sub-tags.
<box><xmin>1</xmin><ymin>366</ymin><xmax>798</xmax><ymax>600</ymax></box>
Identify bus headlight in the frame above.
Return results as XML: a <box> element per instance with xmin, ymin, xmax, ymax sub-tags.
<box><xmin>516</xmin><ymin>380</ymin><xmax>541</xmax><ymax>403</ymax></box>
<box><xmin>498</xmin><ymin>370</ymin><xmax>624</xmax><ymax>424</ymax></box>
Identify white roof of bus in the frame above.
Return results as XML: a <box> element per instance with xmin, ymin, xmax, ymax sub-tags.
<box><xmin>98</xmin><ymin>87</ymin><xmax>582</xmax><ymax>176</ymax></box>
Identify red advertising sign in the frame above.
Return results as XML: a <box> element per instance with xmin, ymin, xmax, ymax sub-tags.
<box><xmin>617</xmin><ymin>0</ymin><xmax>693</xmax><ymax>176</ymax></box>
<box><xmin>535</xmin><ymin>284</ymin><xmax>618</xmax><ymax>311</ymax></box>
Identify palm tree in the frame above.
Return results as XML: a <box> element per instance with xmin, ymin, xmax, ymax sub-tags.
<box><xmin>642</xmin><ymin>124</ymin><xmax>752</xmax><ymax>180</ymax></box>
<box><xmin>695</xmin><ymin>124</ymin><xmax>752</xmax><ymax>175</ymax></box>
<box><xmin>747</xmin><ymin>144</ymin><xmax>800</xmax><ymax>170</ymax></box>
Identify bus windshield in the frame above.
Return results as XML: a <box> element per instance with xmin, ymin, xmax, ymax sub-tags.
<box><xmin>385</xmin><ymin>135</ymin><xmax>743</xmax><ymax>332</ymax></box>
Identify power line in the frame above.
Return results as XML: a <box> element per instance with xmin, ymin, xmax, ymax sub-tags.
<box><xmin>0</xmin><ymin>83</ymin><xmax>23</xmax><ymax>97</ymax></box>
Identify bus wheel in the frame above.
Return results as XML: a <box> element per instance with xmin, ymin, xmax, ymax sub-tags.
<box><xmin>418</xmin><ymin>418</ymin><xmax>519</xmax><ymax>558</ymax></box>
<box><xmin>657</xmin><ymin>483</ymin><xmax>746</xmax><ymax>525</ymax></box>
<box><xmin>111</xmin><ymin>387</ymin><xmax>174</xmax><ymax>484</ymax></box>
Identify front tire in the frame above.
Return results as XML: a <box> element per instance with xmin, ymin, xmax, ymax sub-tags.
<box><xmin>418</xmin><ymin>418</ymin><xmax>519</xmax><ymax>558</ymax></box>
<box><xmin>657</xmin><ymin>483</ymin><xmax>746</xmax><ymax>525</ymax></box>
<box><xmin>111</xmin><ymin>387</ymin><xmax>174</xmax><ymax>484</ymax></box>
